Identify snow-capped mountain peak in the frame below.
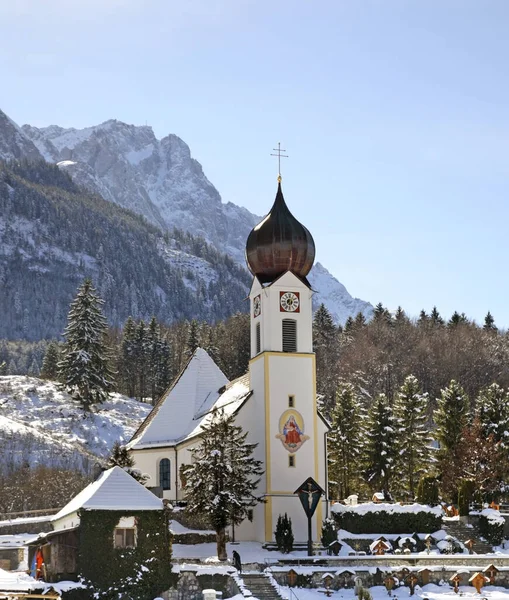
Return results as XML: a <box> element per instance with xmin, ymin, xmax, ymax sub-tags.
<box><xmin>2</xmin><ymin>110</ymin><xmax>373</xmax><ymax>324</ymax></box>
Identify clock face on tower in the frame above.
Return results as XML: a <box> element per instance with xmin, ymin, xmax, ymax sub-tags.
<box><xmin>279</xmin><ymin>291</ymin><xmax>300</xmax><ymax>313</ymax></box>
<box><xmin>253</xmin><ymin>295</ymin><xmax>261</xmax><ymax>318</ymax></box>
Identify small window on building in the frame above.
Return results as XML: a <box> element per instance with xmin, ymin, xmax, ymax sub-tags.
<box><xmin>160</xmin><ymin>458</ymin><xmax>171</xmax><ymax>490</ymax></box>
<box><xmin>256</xmin><ymin>322</ymin><xmax>261</xmax><ymax>354</ymax></box>
<box><xmin>282</xmin><ymin>319</ymin><xmax>297</xmax><ymax>353</ymax></box>
<box><xmin>289</xmin><ymin>455</ymin><xmax>296</xmax><ymax>468</ymax></box>
<box><xmin>288</xmin><ymin>395</ymin><xmax>295</xmax><ymax>408</ymax></box>
<box><xmin>114</xmin><ymin>528</ymin><xmax>136</xmax><ymax>548</ymax></box>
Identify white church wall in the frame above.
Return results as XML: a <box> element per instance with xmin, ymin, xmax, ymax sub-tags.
<box><xmin>131</xmin><ymin>447</ymin><xmax>177</xmax><ymax>501</ymax></box>
<box><xmin>234</xmin><ymin>358</ymin><xmax>267</xmax><ymax>542</ymax></box>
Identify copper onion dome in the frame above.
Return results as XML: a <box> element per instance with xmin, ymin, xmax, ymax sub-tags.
<box><xmin>245</xmin><ymin>180</ymin><xmax>315</xmax><ymax>284</ymax></box>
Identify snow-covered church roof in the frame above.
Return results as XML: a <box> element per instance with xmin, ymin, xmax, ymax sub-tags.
<box><xmin>53</xmin><ymin>466</ymin><xmax>163</xmax><ymax>520</ymax></box>
<box><xmin>128</xmin><ymin>348</ymin><xmax>252</xmax><ymax>450</ymax></box>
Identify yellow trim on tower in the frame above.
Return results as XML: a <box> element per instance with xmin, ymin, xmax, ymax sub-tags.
<box><xmin>264</xmin><ymin>352</ymin><xmax>272</xmax><ymax>542</ymax></box>
<box><xmin>311</xmin><ymin>352</ymin><xmax>323</xmax><ymax>539</ymax></box>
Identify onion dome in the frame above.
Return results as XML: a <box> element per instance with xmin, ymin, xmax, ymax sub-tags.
<box><xmin>245</xmin><ymin>179</ymin><xmax>315</xmax><ymax>284</ymax></box>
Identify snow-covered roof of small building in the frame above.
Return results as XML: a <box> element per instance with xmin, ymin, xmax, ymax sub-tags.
<box><xmin>52</xmin><ymin>466</ymin><xmax>163</xmax><ymax>521</ymax></box>
<box><xmin>128</xmin><ymin>348</ymin><xmax>251</xmax><ymax>449</ymax></box>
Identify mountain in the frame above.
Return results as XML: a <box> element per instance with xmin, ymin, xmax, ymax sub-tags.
<box><xmin>0</xmin><ymin>375</ymin><xmax>150</xmax><ymax>472</ymax></box>
<box><xmin>0</xmin><ymin>111</ymin><xmax>42</xmax><ymax>163</ymax></box>
<box><xmin>0</xmin><ymin>109</ymin><xmax>372</xmax><ymax>325</ymax></box>
<box><xmin>19</xmin><ymin>114</ymin><xmax>372</xmax><ymax>323</ymax></box>
<box><xmin>0</xmin><ymin>160</ymin><xmax>250</xmax><ymax>340</ymax></box>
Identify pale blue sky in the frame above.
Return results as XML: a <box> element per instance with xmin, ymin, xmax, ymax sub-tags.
<box><xmin>2</xmin><ymin>0</ymin><xmax>508</xmax><ymax>325</ymax></box>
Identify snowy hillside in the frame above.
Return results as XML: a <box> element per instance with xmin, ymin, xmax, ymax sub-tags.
<box><xmin>0</xmin><ymin>376</ymin><xmax>150</xmax><ymax>471</ymax></box>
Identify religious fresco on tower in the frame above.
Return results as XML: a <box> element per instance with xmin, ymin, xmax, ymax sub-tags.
<box><xmin>276</xmin><ymin>409</ymin><xmax>310</xmax><ymax>452</ymax></box>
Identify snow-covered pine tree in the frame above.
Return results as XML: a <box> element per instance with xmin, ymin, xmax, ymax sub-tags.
<box><xmin>58</xmin><ymin>279</ymin><xmax>114</xmax><ymax>409</ymax></box>
<box><xmin>476</xmin><ymin>383</ymin><xmax>509</xmax><ymax>450</ymax></box>
<box><xmin>328</xmin><ymin>382</ymin><xmax>366</xmax><ymax>500</ymax></box>
<box><xmin>363</xmin><ymin>393</ymin><xmax>398</xmax><ymax>496</ymax></box>
<box><xmin>394</xmin><ymin>375</ymin><xmax>432</xmax><ymax>498</ymax></box>
<box><xmin>182</xmin><ymin>409</ymin><xmax>263</xmax><ymax>561</ymax></box>
<box><xmin>434</xmin><ymin>380</ymin><xmax>469</xmax><ymax>454</ymax></box>
<box><xmin>40</xmin><ymin>341</ymin><xmax>61</xmax><ymax>380</ymax></box>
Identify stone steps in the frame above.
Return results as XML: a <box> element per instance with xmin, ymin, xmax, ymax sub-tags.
<box><xmin>241</xmin><ymin>574</ymin><xmax>283</xmax><ymax>600</ymax></box>
<box><xmin>443</xmin><ymin>520</ymin><xmax>493</xmax><ymax>554</ymax></box>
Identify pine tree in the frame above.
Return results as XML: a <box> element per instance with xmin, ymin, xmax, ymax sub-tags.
<box><xmin>430</xmin><ymin>306</ymin><xmax>444</xmax><ymax>326</ymax></box>
<box><xmin>435</xmin><ymin>380</ymin><xmax>469</xmax><ymax>454</ymax></box>
<box><xmin>363</xmin><ymin>393</ymin><xmax>398</xmax><ymax>496</ymax></box>
<box><xmin>182</xmin><ymin>410</ymin><xmax>264</xmax><ymax>561</ymax></box>
<box><xmin>483</xmin><ymin>311</ymin><xmax>497</xmax><ymax>332</ymax></box>
<box><xmin>417</xmin><ymin>310</ymin><xmax>429</xmax><ymax>326</ymax></box>
<box><xmin>448</xmin><ymin>311</ymin><xmax>468</xmax><ymax>327</ymax></box>
<box><xmin>353</xmin><ymin>312</ymin><xmax>367</xmax><ymax>330</ymax></box>
<box><xmin>394</xmin><ymin>306</ymin><xmax>409</xmax><ymax>326</ymax></box>
<box><xmin>328</xmin><ymin>382</ymin><xmax>365</xmax><ymax>500</ymax></box>
<box><xmin>476</xmin><ymin>383</ymin><xmax>509</xmax><ymax>450</ymax></box>
<box><xmin>343</xmin><ymin>316</ymin><xmax>354</xmax><ymax>334</ymax></box>
<box><xmin>106</xmin><ymin>441</ymin><xmax>148</xmax><ymax>483</ymax></box>
<box><xmin>118</xmin><ymin>316</ymin><xmax>137</xmax><ymax>398</ymax></box>
<box><xmin>373</xmin><ymin>303</ymin><xmax>386</xmax><ymax>320</ymax></box>
<box><xmin>146</xmin><ymin>317</ymin><xmax>172</xmax><ymax>403</ymax></box>
<box><xmin>40</xmin><ymin>341</ymin><xmax>61</xmax><ymax>380</ymax></box>
<box><xmin>394</xmin><ymin>375</ymin><xmax>432</xmax><ymax>498</ymax></box>
<box><xmin>185</xmin><ymin>319</ymin><xmax>201</xmax><ymax>357</ymax></box>
<box><xmin>313</xmin><ymin>304</ymin><xmax>339</xmax><ymax>411</ymax></box>
<box><xmin>58</xmin><ymin>279</ymin><xmax>115</xmax><ymax>409</ymax></box>
<box><xmin>134</xmin><ymin>320</ymin><xmax>148</xmax><ymax>400</ymax></box>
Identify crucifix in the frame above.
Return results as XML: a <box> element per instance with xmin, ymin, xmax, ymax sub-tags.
<box><xmin>271</xmin><ymin>142</ymin><xmax>288</xmax><ymax>181</ymax></box>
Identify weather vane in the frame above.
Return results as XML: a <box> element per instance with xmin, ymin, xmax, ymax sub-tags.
<box><xmin>271</xmin><ymin>142</ymin><xmax>288</xmax><ymax>182</ymax></box>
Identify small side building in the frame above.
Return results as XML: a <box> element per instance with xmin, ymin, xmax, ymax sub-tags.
<box><xmin>27</xmin><ymin>467</ymin><xmax>172</xmax><ymax>595</ymax></box>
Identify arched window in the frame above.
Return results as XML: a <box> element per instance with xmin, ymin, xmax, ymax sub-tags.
<box><xmin>159</xmin><ymin>458</ymin><xmax>171</xmax><ymax>490</ymax></box>
<box><xmin>282</xmin><ymin>319</ymin><xmax>297</xmax><ymax>353</ymax></box>
<box><xmin>256</xmin><ymin>322</ymin><xmax>261</xmax><ymax>354</ymax></box>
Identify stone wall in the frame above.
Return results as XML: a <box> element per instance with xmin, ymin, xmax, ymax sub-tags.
<box><xmin>161</xmin><ymin>569</ymin><xmax>240</xmax><ymax>600</ymax></box>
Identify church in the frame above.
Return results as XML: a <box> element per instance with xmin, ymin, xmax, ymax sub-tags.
<box><xmin>128</xmin><ymin>175</ymin><xmax>329</xmax><ymax>544</ymax></box>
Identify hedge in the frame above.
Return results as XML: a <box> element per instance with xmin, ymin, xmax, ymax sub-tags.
<box><xmin>478</xmin><ymin>509</ymin><xmax>505</xmax><ymax>546</ymax></box>
<box><xmin>331</xmin><ymin>502</ymin><xmax>442</xmax><ymax>534</ymax></box>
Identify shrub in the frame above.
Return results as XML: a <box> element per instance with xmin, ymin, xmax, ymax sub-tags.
<box><xmin>274</xmin><ymin>513</ymin><xmax>294</xmax><ymax>553</ymax></box>
<box><xmin>321</xmin><ymin>517</ymin><xmax>337</xmax><ymax>548</ymax></box>
<box><xmin>416</xmin><ymin>476</ymin><xmax>439</xmax><ymax>506</ymax></box>
<box><xmin>457</xmin><ymin>479</ymin><xmax>475</xmax><ymax>516</ymax></box>
<box><xmin>331</xmin><ymin>502</ymin><xmax>442</xmax><ymax>534</ymax></box>
<box><xmin>478</xmin><ymin>509</ymin><xmax>505</xmax><ymax>546</ymax></box>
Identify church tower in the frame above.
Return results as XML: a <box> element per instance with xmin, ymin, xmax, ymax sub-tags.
<box><xmin>243</xmin><ymin>176</ymin><xmax>328</xmax><ymax>544</ymax></box>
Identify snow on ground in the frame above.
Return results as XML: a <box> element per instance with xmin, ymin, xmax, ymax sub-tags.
<box><xmin>0</xmin><ymin>376</ymin><xmax>151</xmax><ymax>467</ymax></box>
<box><xmin>170</xmin><ymin>521</ymin><xmax>215</xmax><ymax>535</ymax></box>
<box><xmin>0</xmin><ymin>568</ymin><xmax>83</xmax><ymax>593</ymax></box>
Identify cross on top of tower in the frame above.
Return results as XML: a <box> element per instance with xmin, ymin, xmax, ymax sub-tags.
<box><xmin>271</xmin><ymin>142</ymin><xmax>288</xmax><ymax>182</ymax></box>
